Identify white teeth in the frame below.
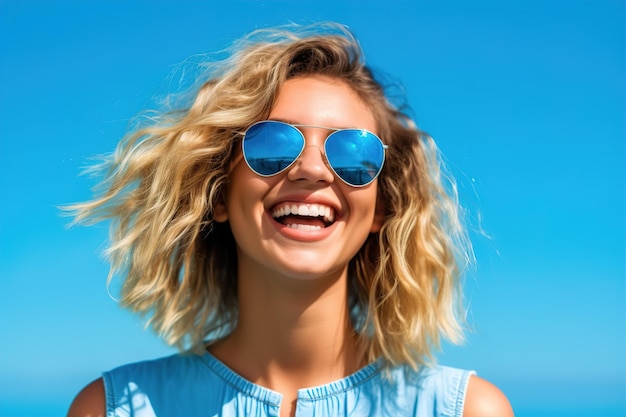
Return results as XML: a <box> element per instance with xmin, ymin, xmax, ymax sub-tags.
<box><xmin>271</xmin><ymin>203</ymin><xmax>335</xmax><ymax>224</ymax></box>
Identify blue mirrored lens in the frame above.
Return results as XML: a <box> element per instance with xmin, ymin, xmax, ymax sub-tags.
<box><xmin>325</xmin><ymin>130</ymin><xmax>384</xmax><ymax>186</ymax></box>
<box><xmin>243</xmin><ymin>122</ymin><xmax>304</xmax><ymax>176</ymax></box>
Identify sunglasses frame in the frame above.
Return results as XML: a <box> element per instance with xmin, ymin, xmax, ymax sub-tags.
<box><xmin>242</xmin><ymin>120</ymin><xmax>388</xmax><ymax>187</ymax></box>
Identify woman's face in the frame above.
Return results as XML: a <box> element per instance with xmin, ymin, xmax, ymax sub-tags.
<box><xmin>216</xmin><ymin>76</ymin><xmax>383</xmax><ymax>283</ymax></box>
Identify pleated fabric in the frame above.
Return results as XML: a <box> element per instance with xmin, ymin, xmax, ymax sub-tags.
<box><xmin>103</xmin><ymin>351</ymin><xmax>474</xmax><ymax>417</ymax></box>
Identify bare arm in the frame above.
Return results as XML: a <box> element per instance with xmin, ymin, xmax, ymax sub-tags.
<box><xmin>66</xmin><ymin>378</ymin><xmax>106</xmax><ymax>417</ymax></box>
<box><xmin>463</xmin><ymin>375</ymin><xmax>515</xmax><ymax>417</ymax></box>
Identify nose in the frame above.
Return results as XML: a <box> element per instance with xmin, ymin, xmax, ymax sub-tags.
<box><xmin>286</xmin><ymin>143</ymin><xmax>335</xmax><ymax>185</ymax></box>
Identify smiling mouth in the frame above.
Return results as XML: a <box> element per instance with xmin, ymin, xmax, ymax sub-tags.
<box><xmin>271</xmin><ymin>203</ymin><xmax>336</xmax><ymax>231</ymax></box>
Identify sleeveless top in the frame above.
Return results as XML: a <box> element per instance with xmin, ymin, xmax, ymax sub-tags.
<box><xmin>102</xmin><ymin>352</ymin><xmax>475</xmax><ymax>417</ymax></box>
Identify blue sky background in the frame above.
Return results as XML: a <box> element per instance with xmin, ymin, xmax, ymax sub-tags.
<box><xmin>0</xmin><ymin>1</ymin><xmax>624</xmax><ymax>416</ymax></box>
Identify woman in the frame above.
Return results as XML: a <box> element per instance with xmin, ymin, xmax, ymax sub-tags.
<box><xmin>67</xmin><ymin>23</ymin><xmax>514</xmax><ymax>417</ymax></box>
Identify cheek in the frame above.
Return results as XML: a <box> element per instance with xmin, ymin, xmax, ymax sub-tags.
<box><xmin>347</xmin><ymin>186</ymin><xmax>379</xmax><ymax>224</ymax></box>
<box><xmin>370</xmin><ymin>198</ymin><xmax>384</xmax><ymax>233</ymax></box>
<box><xmin>225</xmin><ymin>169</ymin><xmax>273</xmax><ymax>224</ymax></box>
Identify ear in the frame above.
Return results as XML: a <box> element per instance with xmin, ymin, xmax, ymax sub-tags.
<box><xmin>370</xmin><ymin>199</ymin><xmax>385</xmax><ymax>233</ymax></box>
<box><xmin>213</xmin><ymin>193</ymin><xmax>229</xmax><ymax>223</ymax></box>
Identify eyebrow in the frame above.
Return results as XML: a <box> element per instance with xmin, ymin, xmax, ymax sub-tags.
<box><xmin>267</xmin><ymin>117</ymin><xmax>297</xmax><ymax>124</ymax></box>
<box><xmin>266</xmin><ymin>118</ymin><xmax>352</xmax><ymax>131</ymax></box>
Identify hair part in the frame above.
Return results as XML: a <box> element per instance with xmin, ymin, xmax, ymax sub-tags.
<box><xmin>66</xmin><ymin>22</ymin><xmax>472</xmax><ymax>370</ymax></box>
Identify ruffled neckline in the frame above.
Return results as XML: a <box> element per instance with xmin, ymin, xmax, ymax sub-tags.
<box><xmin>199</xmin><ymin>350</ymin><xmax>384</xmax><ymax>406</ymax></box>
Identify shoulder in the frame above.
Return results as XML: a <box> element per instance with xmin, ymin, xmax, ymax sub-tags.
<box><xmin>76</xmin><ymin>353</ymin><xmax>226</xmax><ymax>417</ymax></box>
<box><xmin>463</xmin><ymin>375</ymin><xmax>514</xmax><ymax>417</ymax></box>
<box><xmin>66</xmin><ymin>353</ymin><xmax>198</xmax><ymax>417</ymax></box>
<box><xmin>67</xmin><ymin>378</ymin><xmax>105</xmax><ymax>417</ymax></box>
<box><xmin>379</xmin><ymin>364</ymin><xmax>474</xmax><ymax>416</ymax></box>
<box><xmin>385</xmin><ymin>364</ymin><xmax>514</xmax><ymax>416</ymax></box>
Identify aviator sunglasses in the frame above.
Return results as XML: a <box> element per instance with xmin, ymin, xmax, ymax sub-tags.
<box><xmin>242</xmin><ymin>120</ymin><xmax>387</xmax><ymax>187</ymax></box>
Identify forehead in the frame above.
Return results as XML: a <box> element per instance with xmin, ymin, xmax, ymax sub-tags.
<box><xmin>270</xmin><ymin>76</ymin><xmax>378</xmax><ymax>134</ymax></box>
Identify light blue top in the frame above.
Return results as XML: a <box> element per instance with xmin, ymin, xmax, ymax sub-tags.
<box><xmin>103</xmin><ymin>352</ymin><xmax>475</xmax><ymax>417</ymax></box>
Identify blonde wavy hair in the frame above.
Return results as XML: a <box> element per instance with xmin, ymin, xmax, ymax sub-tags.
<box><xmin>68</xmin><ymin>23</ymin><xmax>472</xmax><ymax>370</ymax></box>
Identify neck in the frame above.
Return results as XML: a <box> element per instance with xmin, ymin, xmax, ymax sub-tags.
<box><xmin>210</xmin><ymin>262</ymin><xmax>363</xmax><ymax>391</ymax></box>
